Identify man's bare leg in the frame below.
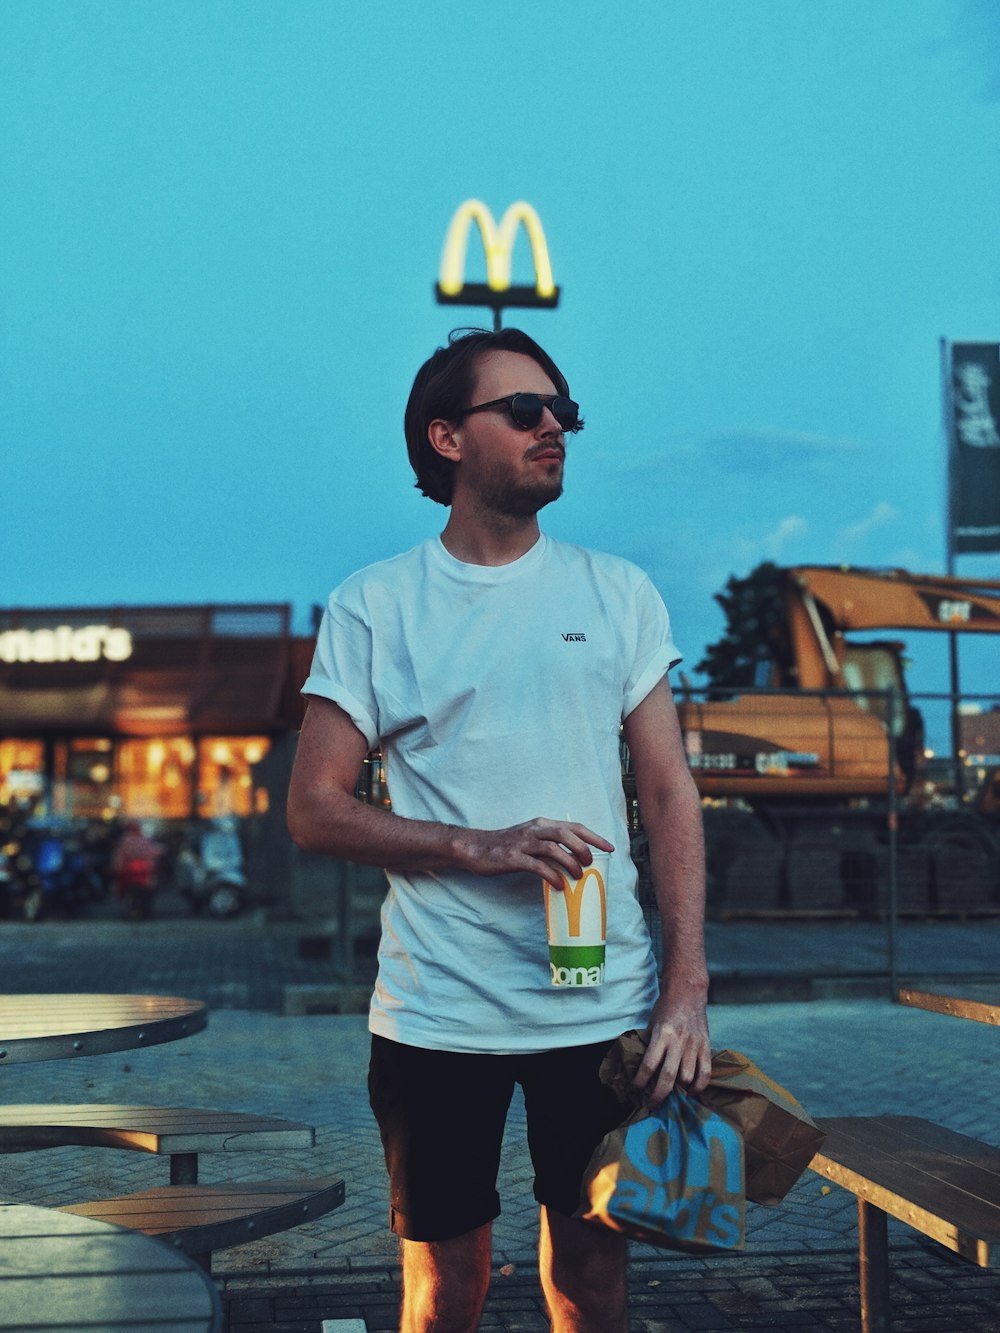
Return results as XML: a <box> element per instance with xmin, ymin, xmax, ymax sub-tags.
<box><xmin>539</xmin><ymin>1205</ymin><xmax>628</xmax><ymax>1332</ymax></box>
<box><xmin>400</xmin><ymin>1223</ymin><xmax>492</xmax><ymax>1333</ymax></box>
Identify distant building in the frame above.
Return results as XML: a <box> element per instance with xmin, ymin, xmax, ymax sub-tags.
<box><xmin>0</xmin><ymin>602</ymin><xmax>332</xmax><ymax>908</ymax></box>
<box><xmin>0</xmin><ymin>602</ymin><xmax>313</xmax><ymax>820</ymax></box>
<box><xmin>960</xmin><ymin>705</ymin><xmax>1000</xmax><ymax>766</ymax></box>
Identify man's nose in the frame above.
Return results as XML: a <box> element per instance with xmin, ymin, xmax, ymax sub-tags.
<box><xmin>537</xmin><ymin>404</ymin><xmax>564</xmax><ymax>435</ymax></box>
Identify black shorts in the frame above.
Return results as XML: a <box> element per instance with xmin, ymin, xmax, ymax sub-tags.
<box><xmin>367</xmin><ymin>1034</ymin><xmax>623</xmax><ymax>1242</ymax></box>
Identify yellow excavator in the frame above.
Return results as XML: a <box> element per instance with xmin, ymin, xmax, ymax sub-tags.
<box><xmin>677</xmin><ymin>565</ymin><xmax>1000</xmax><ymax>800</ymax></box>
<box><xmin>659</xmin><ymin>565</ymin><xmax>1000</xmax><ymax>914</ymax></box>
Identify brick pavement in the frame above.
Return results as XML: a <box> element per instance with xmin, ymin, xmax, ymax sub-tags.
<box><xmin>220</xmin><ymin>1252</ymin><xmax>1000</xmax><ymax>1332</ymax></box>
<box><xmin>1</xmin><ymin>911</ymin><xmax>997</xmax><ymax>1013</ymax></box>
<box><xmin>0</xmin><ymin>908</ymin><xmax>337</xmax><ymax>1013</ymax></box>
<box><xmin>1</xmin><ymin>999</ymin><xmax>998</xmax><ymax>1329</ymax></box>
<box><xmin>1</xmin><ymin>913</ymin><xmax>998</xmax><ymax>1328</ymax></box>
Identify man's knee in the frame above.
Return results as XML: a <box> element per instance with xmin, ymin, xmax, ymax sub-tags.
<box><xmin>401</xmin><ymin>1227</ymin><xmax>492</xmax><ymax>1333</ymax></box>
<box><xmin>539</xmin><ymin>1208</ymin><xmax>628</xmax><ymax>1331</ymax></box>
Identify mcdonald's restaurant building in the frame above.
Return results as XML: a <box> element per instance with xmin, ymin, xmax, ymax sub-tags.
<box><xmin>0</xmin><ymin>603</ymin><xmax>320</xmax><ymax>903</ymax></box>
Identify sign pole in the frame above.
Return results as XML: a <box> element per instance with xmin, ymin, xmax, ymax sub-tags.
<box><xmin>941</xmin><ymin>337</ymin><xmax>964</xmax><ymax>797</ymax></box>
<box><xmin>942</xmin><ymin>337</ymin><xmax>957</xmax><ymax>578</ymax></box>
<box><xmin>886</xmin><ymin>686</ymin><xmax>899</xmax><ymax>999</ymax></box>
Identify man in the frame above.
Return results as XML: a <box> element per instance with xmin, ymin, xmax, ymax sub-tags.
<box><xmin>287</xmin><ymin>327</ymin><xmax>710</xmax><ymax>1332</ymax></box>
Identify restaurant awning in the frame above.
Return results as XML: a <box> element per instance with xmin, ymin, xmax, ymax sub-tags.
<box><xmin>0</xmin><ymin>604</ymin><xmax>308</xmax><ymax>736</ymax></box>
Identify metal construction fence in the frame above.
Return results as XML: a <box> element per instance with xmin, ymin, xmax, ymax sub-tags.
<box><xmin>625</xmin><ymin>685</ymin><xmax>1000</xmax><ymax>920</ymax></box>
<box><xmin>627</xmin><ymin>685</ymin><xmax>1000</xmax><ymax>1002</ymax></box>
<box><xmin>624</xmin><ymin>686</ymin><xmax>1000</xmax><ymax>996</ymax></box>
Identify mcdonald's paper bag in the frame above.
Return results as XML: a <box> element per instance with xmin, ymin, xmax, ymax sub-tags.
<box><xmin>576</xmin><ymin>1088</ymin><xmax>745</xmax><ymax>1253</ymax></box>
<box><xmin>698</xmin><ymin>1049</ymin><xmax>826</xmax><ymax>1205</ymax></box>
<box><xmin>594</xmin><ymin>1032</ymin><xmax>825</xmax><ymax>1206</ymax></box>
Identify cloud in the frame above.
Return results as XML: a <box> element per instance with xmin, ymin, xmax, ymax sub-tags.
<box><xmin>951</xmin><ymin>1</ymin><xmax>1000</xmax><ymax>100</ymax></box>
<box><xmin>695</xmin><ymin>427</ymin><xmax>861</xmax><ymax>476</ymax></box>
<box><xmin>886</xmin><ymin>547</ymin><xmax>931</xmax><ymax>572</ymax></box>
<box><xmin>677</xmin><ymin>426</ymin><xmax>860</xmax><ymax>479</ymax></box>
<box><xmin>837</xmin><ymin>501</ymin><xmax>899</xmax><ymax>549</ymax></box>
<box><xmin>766</xmin><ymin>514</ymin><xmax>809</xmax><ymax>556</ymax></box>
<box><xmin>604</xmin><ymin>426</ymin><xmax>860</xmax><ymax>487</ymax></box>
<box><xmin>732</xmin><ymin>514</ymin><xmax>809</xmax><ymax>568</ymax></box>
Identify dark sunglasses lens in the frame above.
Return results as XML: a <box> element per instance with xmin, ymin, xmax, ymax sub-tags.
<box><xmin>508</xmin><ymin>394</ymin><xmax>544</xmax><ymax>428</ymax></box>
<box><xmin>551</xmin><ymin>396</ymin><xmax>579</xmax><ymax>429</ymax></box>
<box><xmin>509</xmin><ymin>394</ymin><xmax>579</xmax><ymax>430</ymax></box>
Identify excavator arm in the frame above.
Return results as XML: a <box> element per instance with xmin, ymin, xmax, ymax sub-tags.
<box><xmin>789</xmin><ymin>566</ymin><xmax>1000</xmax><ymax>634</ymax></box>
<box><xmin>681</xmin><ymin>563</ymin><xmax>1000</xmax><ymax>801</ymax></box>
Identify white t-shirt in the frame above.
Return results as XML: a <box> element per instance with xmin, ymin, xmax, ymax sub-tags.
<box><xmin>303</xmin><ymin>533</ymin><xmax>681</xmax><ymax>1053</ymax></box>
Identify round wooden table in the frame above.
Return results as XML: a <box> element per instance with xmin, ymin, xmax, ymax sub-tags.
<box><xmin>0</xmin><ymin>1201</ymin><xmax>221</xmax><ymax>1331</ymax></box>
<box><xmin>0</xmin><ymin>994</ymin><xmax>208</xmax><ymax>1064</ymax></box>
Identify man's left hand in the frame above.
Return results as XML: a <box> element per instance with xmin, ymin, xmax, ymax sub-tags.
<box><xmin>631</xmin><ymin>987</ymin><xmax>711</xmax><ymax>1109</ymax></box>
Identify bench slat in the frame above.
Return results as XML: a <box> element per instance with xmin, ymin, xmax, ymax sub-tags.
<box><xmin>59</xmin><ymin>1177</ymin><xmax>346</xmax><ymax>1258</ymax></box>
<box><xmin>812</xmin><ymin>1116</ymin><xmax>1000</xmax><ymax>1266</ymax></box>
<box><xmin>897</xmin><ymin>988</ymin><xmax>1000</xmax><ymax>1026</ymax></box>
<box><xmin>0</xmin><ymin>1104</ymin><xmax>315</xmax><ymax>1155</ymax></box>
<box><xmin>824</xmin><ymin>1115</ymin><xmax>1000</xmax><ymax>1200</ymax></box>
<box><xmin>818</xmin><ymin>1116</ymin><xmax>1000</xmax><ymax>1212</ymax></box>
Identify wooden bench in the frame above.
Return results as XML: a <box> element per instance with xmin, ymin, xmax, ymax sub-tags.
<box><xmin>1</xmin><ymin>1104</ymin><xmax>343</xmax><ymax>1270</ymax></box>
<box><xmin>58</xmin><ymin>1176</ymin><xmax>346</xmax><ymax>1271</ymax></box>
<box><xmin>810</xmin><ymin>1115</ymin><xmax>1000</xmax><ymax>1332</ymax></box>
<box><xmin>0</xmin><ymin>1104</ymin><xmax>315</xmax><ymax>1184</ymax></box>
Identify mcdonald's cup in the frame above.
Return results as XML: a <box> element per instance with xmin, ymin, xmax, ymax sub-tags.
<box><xmin>543</xmin><ymin>852</ymin><xmax>609</xmax><ymax>987</ymax></box>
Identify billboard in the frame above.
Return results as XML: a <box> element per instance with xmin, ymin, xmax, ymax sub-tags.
<box><xmin>950</xmin><ymin>342</ymin><xmax>1000</xmax><ymax>554</ymax></box>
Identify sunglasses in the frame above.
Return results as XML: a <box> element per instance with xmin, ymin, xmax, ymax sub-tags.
<box><xmin>454</xmin><ymin>392</ymin><xmax>582</xmax><ymax>432</ymax></box>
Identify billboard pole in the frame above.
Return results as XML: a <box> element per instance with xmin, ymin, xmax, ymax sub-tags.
<box><xmin>942</xmin><ymin>337</ymin><xmax>957</xmax><ymax>578</ymax></box>
<box><xmin>941</xmin><ymin>336</ymin><xmax>964</xmax><ymax>796</ymax></box>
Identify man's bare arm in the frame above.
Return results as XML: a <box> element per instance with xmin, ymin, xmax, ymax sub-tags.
<box><xmin>287</xmin><ymin>695</ymin><xmax>613</xmax><ymax>891</ymax></box>
<box><xmin>622</xmin><ymin>678</ymin><xmax>711</xmax><ymax>1105</ymax></box>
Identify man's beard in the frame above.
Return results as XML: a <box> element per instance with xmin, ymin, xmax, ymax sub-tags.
<box><xmin>473</xmin><ymin>461</ymin><xmax>564</xmax><ymax>519</ymax></box>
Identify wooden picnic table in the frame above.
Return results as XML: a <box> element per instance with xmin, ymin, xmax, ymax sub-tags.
<box><xmin>0</xmin><ymin>994</ymin><xmax>207</xmax><ymax>1064</ymax></box>
<box><xmin>897</xmin><ymin>987</ymin><xmax>1000</xmax><ymax>1027</ymax></box>
<box><xmin>0</xmin><ymin>997</ymin><xmax>345</xmax><ymax>1269</ymax></box>
<box><xmin>0</xmin><ymin>1201</ymin><xmax>221</xmax><ymax>1332</ymax></box>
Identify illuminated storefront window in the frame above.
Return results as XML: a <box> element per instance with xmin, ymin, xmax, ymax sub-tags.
<box><xmin>0</xmin><ymin>739</ymin><xmax>45</xmax><ymax>805</ymax></box>
<box><xmin>1</xmin><ymin>734</ymin><xmax>273</xmax><ymax>820</ymax></box>
<box><xmin>117</xmin><ymin>738</ymin><xmax>196</xmax><ymax>820</ymax></box>
<box><xmin>50</xmin><ymin>738</ymin><xmax>115</xmax><ymax>819</ymax></box>
<box><xmin>197</xmin><ymin>736</ymin><xmax>271</xmax><ymax>818</ymax></box>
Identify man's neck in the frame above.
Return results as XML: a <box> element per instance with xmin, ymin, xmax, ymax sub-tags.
<box><xmin>439</xmin><ymin>509</ymin><xmax>542</xmax><ymax>567</ymax></box>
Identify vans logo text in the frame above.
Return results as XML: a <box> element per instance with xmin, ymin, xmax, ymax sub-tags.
<box><xmin>561</xmin><ymin>632</ymin><xmax>587</xmax><ymax>642</ymax></box>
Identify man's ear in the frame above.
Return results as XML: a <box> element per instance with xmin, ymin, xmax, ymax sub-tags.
<box><xmin>427</xmin><ymin>418</ymin><xmax>462</xmax><ymax>462</ymax></box>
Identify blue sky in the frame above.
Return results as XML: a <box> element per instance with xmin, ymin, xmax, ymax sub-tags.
<box><xmin>3</xmin><ymin>1</ymin><xmax>999</xmax><ymax>715</ymax></box>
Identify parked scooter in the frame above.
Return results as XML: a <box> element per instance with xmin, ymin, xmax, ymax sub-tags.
<box><xmin>0</xmin><ymin>841</ymin><xmax>16</xmax><ymax>918</ymax></box>
<box><xmin>1</xmin><ymin>798</ymin><xmax>38</xmax><ymax>918</ymax></box>
<box><xmin>18</xmin><ymin>823</ymin><xmax>110</xmax><ymax>922</ymax></box>
<box><xmin>175</xmin><ymin>819</ymin><xmax>247</xmax><ymax>919</ymax></box>
<box><xmin>21</xmin><ymin>832</ymin><xmax>65</xmax><ymax>922</ymax></box>
<box><xmin>111</xmin><ymin>821</ymin><xmax>165</xmax><ymax>921</ymax></box>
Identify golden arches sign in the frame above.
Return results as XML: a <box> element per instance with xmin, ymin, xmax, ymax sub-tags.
<box><xmin>435</xmin><ymin>199</ymin><xmax>560</xmax><ymax>320</ymax></box>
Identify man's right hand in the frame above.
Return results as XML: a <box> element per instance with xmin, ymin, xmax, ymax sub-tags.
<box><xmin>455</xmin><ymin>819</ymin><xmax>614</xmax><ymax>891</ymax></box>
